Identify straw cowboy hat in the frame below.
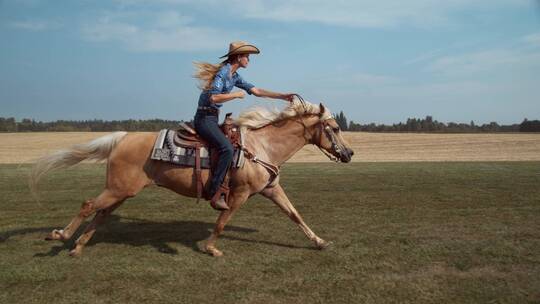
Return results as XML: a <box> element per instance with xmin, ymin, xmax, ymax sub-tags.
<box><xmin>219</xmin><ymin>41</ymin><xmax>260</xmax><ymax>59</ymax></box>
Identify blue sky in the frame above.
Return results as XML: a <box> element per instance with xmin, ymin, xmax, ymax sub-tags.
<box><xmin>1</xmin><ymin>0</ymin><xmax>539</xmax><ymax>124</ymax></box>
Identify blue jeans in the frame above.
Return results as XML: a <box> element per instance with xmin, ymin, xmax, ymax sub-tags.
<box><xmin>193</xmin><ymin>113</ymin><xmax>234</xmax><ymax>197</ymax></box>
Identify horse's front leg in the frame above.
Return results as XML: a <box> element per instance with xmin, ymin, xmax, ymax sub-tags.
<box><xmin>204</xmin><ymin>190</ymin><xmax>249</xmax><ymax>257</ymax></box>
<box><xmin>260</xmin><ymin>184</ymin><xmax>331</xmax><ymax>249</ymax></box>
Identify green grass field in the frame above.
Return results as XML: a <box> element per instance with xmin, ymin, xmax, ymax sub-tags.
<box><xmin>1</xmin><ymin>162</ymin><xmax>539</xmax><ymax>304</ymax></box>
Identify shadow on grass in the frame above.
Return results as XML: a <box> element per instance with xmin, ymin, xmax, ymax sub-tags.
<box><xmin>86</xmin><ymin>215</ymin><xmax>259</xmax><ymax>255</ymax></box>
<box><xmin>2</xmin><ymin>215</ymin><xmax>314</xmax><ymax>257</ymax></box>
<box><xmin>0</xmin><ymin>227</ymin><xmax>72</xmax><ymax>257</ymax></box>
<box><xmin>0</xmin><ymin>227</ymin><xmax>56</xmax><ymax>243</ymax></box>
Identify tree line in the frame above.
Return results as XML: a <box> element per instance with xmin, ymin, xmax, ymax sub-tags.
<box><xmin>1</xmin><ymin>114</ymin><xmax>539</xmax><ymax>132</ymax></box>
<box><xmin>0</xmin><ymin>118</ymin><xmax>182</xmax><ymax>132</ymax></box>
<box><xmin>333</xmin><ymin>112</ymin><xmax>540</xmax><ymax>133</ymax></box>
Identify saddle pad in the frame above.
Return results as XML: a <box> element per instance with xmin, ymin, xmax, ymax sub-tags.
<box><xmin>150</xmin><ymin>129</ymin><xmax>244</xmax><ymax>169</ymax></box>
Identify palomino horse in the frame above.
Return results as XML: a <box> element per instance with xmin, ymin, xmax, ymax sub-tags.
<box><xmin>31</xmin><ymin>99</ymin><xmax>354</xmax><ymax>257</ymax></box>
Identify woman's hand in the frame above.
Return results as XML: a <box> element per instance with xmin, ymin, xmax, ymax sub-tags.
<box><xmin>235</xmin><ymin>91</ymin><xmax>245</xmax><ymax>99</ymax></box>
<box><xmin>281</xmin><ymin>93</ymin><xmax>296</xmax><ymax>103</ymax></box>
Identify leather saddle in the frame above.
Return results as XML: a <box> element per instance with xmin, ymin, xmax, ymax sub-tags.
<box><xmin>174</xmin><ymin>113</ymin><xmax>240</xmax><ymax>149</ymax></box>
<box><xmin>175</xmin><ymin>122</ymin><xmax>207</xmax><ymax>146</ymax></box>
<box><xmin>172</xmin><ymin>113</ymin><xmax>242</xmax><ymax>203</ymax></box>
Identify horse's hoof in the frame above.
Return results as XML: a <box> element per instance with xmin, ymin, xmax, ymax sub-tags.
<box><xmin>69</xmin><ymin>248</ymin><xmax>82</xmax><ymax>257</ymax></box>
<box><xmin>317</xmin><ymin>240</ymin><xmax>333</xmax><ymax>250</ymax></box>
<box><xmin>45</xmin><ymin>229</ymin><xmax>65</xmax><ymax>241</ymax></box>
<box><xmin>205</xmin><ymin>246</ymin><xmax>223</xmax><ymax>257</ymax></box>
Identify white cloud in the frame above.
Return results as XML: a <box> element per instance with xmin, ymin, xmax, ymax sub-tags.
<box><xmin>111</xmin><ymin>0</ymin><xmax>531</xmax><ymax>29</ymax></box>
<box><xmin>523</xmin><ymin>32</ymin><xmax>540</xmax><ymax>47</ymax></box>
<box><xmin>303</xmin><ymin>66</ymin><xmax>399</xmax><ymax>92</ymax></box>
<box><xmin>404</xmin><ymin>49</ymin><xmax>445</xmax><ymax>66</ymax></box>
<box><xmin>82</xmin><ymin>11</ymin><xmax>236</xmax><ymax>52</ymax></box>
<box><xmin>115</xmin><ymin>0</ymin><xmax>193</xmax><ymax>5</ymax></box>
<box><xmin>223</xmin><ymin>0</ymin><xmax>530</xmax><ymax>29</ymax></box>
<box><xmin>5</xmin><ymin>0</ymin><xmax>43</xmax><ymax>6</ymax></box>
<box><xmin>428</xmin><ymin>48</ymin><xmax>540</xmax><ymax>76</ymax></box>
<box><xmin>237</xmin><ymin>1</ymin><xmax>443</xmax><ymax>28</ymax></box>
<box><xmin>155</xmin><ymin>11</ymin><xmax>192</xmax><ymax>28</ymax></box>
<box><xmin>349</xmin><ymin>73</ymin><xmax>398</xmax><ymax>86</ymax></box>
<box><xmin>8</xmin><ymin>20</ymin><xmax>61</xmax><ymax>31</ymax></box>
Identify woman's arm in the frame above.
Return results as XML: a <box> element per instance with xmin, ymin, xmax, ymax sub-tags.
<box><xmin>250</xmin><ymin>88</ymin><xmax>295</xmax><ymax>102</ymax></box>
<box><xmin>210</xmin><ymin>91</ymin><xmax>245</xmax><ymax>104</ymax></box>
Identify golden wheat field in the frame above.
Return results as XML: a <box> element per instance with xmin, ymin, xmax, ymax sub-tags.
<box><xmin>2</xmin><ymin>131</ymin><xmax>540</xmax><ymax>163</ymax></box>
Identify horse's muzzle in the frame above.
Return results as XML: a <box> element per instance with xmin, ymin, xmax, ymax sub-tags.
<box><xmin>340</xmin><ymin>148</ymin><xmax>354</xmax><ymax>163</ymax></box>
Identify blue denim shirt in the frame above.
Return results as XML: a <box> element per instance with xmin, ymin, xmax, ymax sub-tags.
<box><xmin>197</xmin><ymin>63</ymin><xmax>255</xmax><ymax>110</ymax></box>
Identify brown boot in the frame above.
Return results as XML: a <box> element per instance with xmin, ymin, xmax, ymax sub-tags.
<box><xmin>210</xmin><ymin>185</ymin><xmax>230</xmax><ymax>211</ymax></box>
<box><xmin>210</xmin><ymin>194</ymin><xmax>229</xmax><ymax>211</ymax></box>
<box><xmin>210</xmin><ymin>185</ymin><xmax>229</xmax><ymax>211</ymax></box>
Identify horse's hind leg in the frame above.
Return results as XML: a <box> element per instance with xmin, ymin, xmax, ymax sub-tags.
<box><xmin>64</xmin><ymin>188</ymin><xmax>132</xmax><ymax>256</ymax></box>
<box><xmin>205</xmin><ymin>190</ymin><xmax>249</xmax><ymax>257</ymax></box>
<box><xmin>45</xmin><ymin>198</ymin><xmax>101</xmax><ymax>241</ymax></box>
<box><xmin>69</xmin><ymin>198</ymin><xmax>125</xmax><ymax>257</ymax></box>
<box><xmin>67</xmin><ymin>162</ymin><xmax>150</xmax><ymax>256</ymax></box>
<box><xmin>45</xmin><ymin>187</ymin><xmax>127</xmax><ymax>250</ymax></box>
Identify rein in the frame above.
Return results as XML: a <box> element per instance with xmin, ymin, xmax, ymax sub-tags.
<box><xmin>239</xmin><ymin>94</ymin><xmax>344</xmax><ymax>187</ymax></box>
<box><xmin>241</xmin><ymin>147</ymin><xmax>280</xmax><ymax>187</ymax></box>
<box><xmin>242</xmin><ymin>148</ymin><xmax>280</xmax><ymax>176</ymax></box>
<box><xmin>239</xmin><ymin>94</ymin><xmax>308</xmax><ymax>186</ymax></box>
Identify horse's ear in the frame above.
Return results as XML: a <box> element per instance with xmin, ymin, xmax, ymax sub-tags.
<box><xmin>319</xmin><ymin>103</ymin><xmax>327</xmax><ymax>117</ymax></box>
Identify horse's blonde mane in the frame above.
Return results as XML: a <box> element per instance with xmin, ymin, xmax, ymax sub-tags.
<box><xmin>235</xmin><ymin>98</ymin><xmax>332</xmax><ymax>130</ymax></box>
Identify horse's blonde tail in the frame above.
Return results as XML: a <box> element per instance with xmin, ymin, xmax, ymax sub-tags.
<box><xmin>29</xmin><ymin>131</ymin><xmax>128</xmax><ymax>197</ymax></box>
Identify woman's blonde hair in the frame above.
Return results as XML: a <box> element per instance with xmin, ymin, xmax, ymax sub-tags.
<box><xmin>193</xmin><ymin>61</ymin><xmax>224</xmax><ymax>91</ymax></box>
<box><xmin>193</xmin><ymin>55</ymin><xmax>241</xmax><ymax>90</ymax></box>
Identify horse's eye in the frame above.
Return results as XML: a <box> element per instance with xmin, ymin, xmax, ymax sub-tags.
<box><xmin>333</xmin><ymin>127</ymin><xmax>340</xmax><ymax>132</ymax></box>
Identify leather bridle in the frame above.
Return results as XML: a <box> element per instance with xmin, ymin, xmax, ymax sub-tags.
<box><xmin>292</xmin><ymin>94</ymin><xmax>344</xmax><ymax>163</ymax></box>
<box><xmin>318</xmin><ymin>120</ymin><xmax>343</xmax><ymax>162</ymax></box>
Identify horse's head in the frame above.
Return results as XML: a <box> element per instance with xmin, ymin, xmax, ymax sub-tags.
<box><xmin>310</xmin><ymin>103</ymin><xmax>354</xmax><ymax>163</ymax></box>
<box><xmin>236</xmin><ymin>97</ymin><xmax>354</xmax><ymax>163</ymax></box>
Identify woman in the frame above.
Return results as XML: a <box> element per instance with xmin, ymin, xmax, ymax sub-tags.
<box><xmin>193</xmin><ymin>41</ymin><xmax>295</xmax><ymax>211</ymax></box>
